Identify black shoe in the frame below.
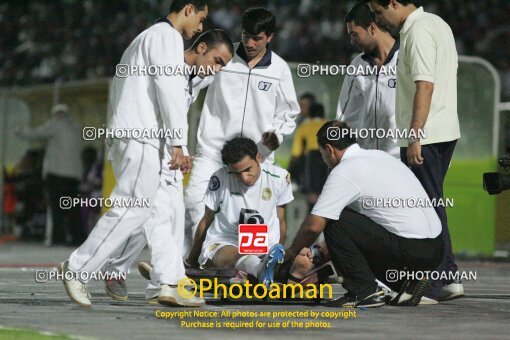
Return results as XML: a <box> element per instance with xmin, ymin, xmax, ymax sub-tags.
<box><xmin>326</xmin><ymin>287</ymin><xmax>385</xmax><ymax>308</ymax></box>
<box><xmin>388</xmin><ymin>279</ymin><xmax>429</xmax><ymax>306</ymax></box>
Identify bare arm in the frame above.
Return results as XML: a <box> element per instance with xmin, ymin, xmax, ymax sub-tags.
<box><xmin>412</xmin><ymin>81</ymin><xmax>434</xmax><ymax>133</ymax></box>
<box><xmin>277</xmin><ymin>205</ymin><xmax>287</xmax><ymax>245</ymax></box>
<box><xmin>407</xmin><ymin>81</ymin><xmax>434</xmax><ymax>166</ymax></box>
<box><xmin>187</xmin><ymin>207</ymin><xmax>216</xmax><ymax>266</ymax></box>
<box><xmin>285</xmin><ymin>214</ymin><xmax>327</xmax><ymax>262</ymax></box>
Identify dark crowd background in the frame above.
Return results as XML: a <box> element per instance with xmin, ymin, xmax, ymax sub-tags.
<box><xmin>1</xmin><ymin>0</ymin><xmax>509</xmax><ymax>243</ymax></box>
<box><xmin>1</xmin><ymin>0</ymin><xmax>509</xmax><ymax>99</ymax></box>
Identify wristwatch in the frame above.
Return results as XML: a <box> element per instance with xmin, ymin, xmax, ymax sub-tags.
<box><xmin>408</xmin><ymin>136</ymin><xmax>421</xmax><ymax>145</ymax></box>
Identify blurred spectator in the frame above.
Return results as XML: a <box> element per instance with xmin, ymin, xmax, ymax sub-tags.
<box><xmin>296</xmin><ymin>92</ymin><xmax>316</xmax><ymax>126</ymax></box>
<box><xmin>79</xmin><ymin>147</ymin><xmax>103</xmax><ymax>234</ymax></box>
<box><xmin>2</xmin><ymin>167</ymin><xmax>17</xmax><ymax>235</ymax></box>
<box><xmin>11</xmin><ymin>149</ymin><xmax>47</xmax><ymax>240</ymax></box>
<box><xmin>15</xmin><ymin>104</ymin><xmax>84</xmax><ymax>245</ymax></box>
<box><xmin>0</xmin><ymin>1</ymin><xmax>508</xmax><ymax>99</ymax></box>
<box><xmin>289</xmin><ymin>103</ymin><xmax>328</xmax><ymax>211</ymax></box>
<box><xmin>290</xmin><ymin>92</ymin><xmax>316</xmax><ymax>185</ymax></box>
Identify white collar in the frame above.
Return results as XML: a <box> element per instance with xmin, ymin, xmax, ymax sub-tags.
<box><xmin>340</xmin><ymin>144</ymin><xmax>361</xmax><ymax>164</ymax></box>
<box><xmin>400</xmin><ymin>7</ymin><xmax>425</xmax><ymax>35</ymax></box>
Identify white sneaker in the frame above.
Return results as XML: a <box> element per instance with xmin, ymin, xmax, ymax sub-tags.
<box><xmin>145</xmin><ymin>286</ymin><xmax>160</xmax><ymax>304</ymax></box>
<box><xmin>137</xmin><ymin>262</ymin><xmax>152</xmax><ymax>281</ymax></box>
<box><xmin>419</xmin><ymin>296</ymin><xmax>439</xmax><ymax>305</ymax></box>
<box><xmin>388</xmin><ymin>280</ymin><xmax>429</xmax><ymax>306</ymax></box>
<box><xmin>440</xmin><ymin>281</ymin><xmax>465</xmax><ymax>301</ymax></box>
<box><xmin>58</xmin><ymin>260</ymin><xmax>91</xmax><ymax>307</ymax></box>
<box><xmin>146</xmin><ymin>292</ymin><xmax>159</xmax><ymax>305</ymax></box>
<box><xmin>158</xmin><ymin>284</ymin><xmax>205</xmax><ymax>307</ymax></box>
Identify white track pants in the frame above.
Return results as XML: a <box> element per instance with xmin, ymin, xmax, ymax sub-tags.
<box><xmin>104</xmin><ymin>228</ymin><xmax>146</xmax><ymax>276</ymax></box>
<box><xmin>104</xmin><ymin>227</ymin><xmax>158</xmax><ymax>295</ymax></box>
<box><xmin>68</xmin><ymin>140</ymin><xmax>185</xmax><ymax>285</ymax></box>
<box><xmin>102</xmin><ymin>154</ymin><xmax>221</xmax><ymax>291</ymax></box>
<box><xmin>104</xmin><ymin>176</ymin><xmax>184</xmax><ymax>292</ymax></box>
<box><xmin>183</xmin><ymin>154</ymin><xmax>224</xmax><ymax>257</ymax></box>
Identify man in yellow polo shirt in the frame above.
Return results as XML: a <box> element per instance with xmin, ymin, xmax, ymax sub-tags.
<box><xmin>290</xmin><ymin>103</ymin><xmax>328</xmax><ymax>211</ymax></box>
<box><xmin>367</xmin><ymin>0</ymin><xmax>463</xmax><ymax>303</ymax></box>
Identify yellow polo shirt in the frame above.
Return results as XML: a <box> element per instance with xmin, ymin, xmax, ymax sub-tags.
<box><xmin>291</xmin><ymin>118</ymin><xmax>328</xmax><ymax>157</ymax></box>
<box><xmin>396</xmin><ymin>7</ymin><xmax>461</xmax><ymax>146</ymax></box>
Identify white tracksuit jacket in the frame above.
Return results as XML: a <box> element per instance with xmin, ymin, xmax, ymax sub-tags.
<box><xmin>196</xmin><ymin>42</ymin><xmax>300</xmax><ymax>163</ymax></box>
<box><xmin>336</xmin><ymin>41</ymin><xmax>400</xmax><ymax>158</ymax></box>
<box><xmin>108</xmin><ymin>18</ymin><xmax>188</xmax><ymax>152</ymax></box>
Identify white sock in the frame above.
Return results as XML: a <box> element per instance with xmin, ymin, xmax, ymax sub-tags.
<box><xmin>235</xmin><ymin>255</ymin><xmax>262</xmax><ymax>278</ymax></box>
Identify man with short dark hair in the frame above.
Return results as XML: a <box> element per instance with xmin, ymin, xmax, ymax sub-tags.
<box><xmin>141</xmin><ymin>137</ymin><xmax>294</xmax><ymax>287</ymax></box>
<box><xmin>184</xmin><ymin>7</ymin><xmax>299</xmax><ymax>258</ymax></box>
<box><xmin>187</xmin><ymin>137</ymin><xmax>293</xmax><ymax>288</ymax></box>
<box><xmin>169</xmin><ymin>0</ymin><xmax>208</xmax><ymax>29</ymax></box>
<box><xmin>284</xmin><ymin>120</ymin><xmax>444</xmax><ymax>308</ymax></box>
<box><xmin>367</xmin><ymin>0</ymin><xmax>463</xmax><ymax>303</ymax></box>
<box><xmin>337</xmin><ymin>2</ymin><xmax>400</xmax><ymax>158</ymax></box>
<box><xmin>100</xmin><ymin>28</ymin><xmax>234</xmax><ymax>304</ymax></box>
<box><xmin>58</xmin><ymin>1</ymin><xmax>212</xmax><ymax>308</ymax></box>
<box><xmin>298</xmin><ymin>93</ymin><xmax>316</xmax><ymax>122</ymax></box>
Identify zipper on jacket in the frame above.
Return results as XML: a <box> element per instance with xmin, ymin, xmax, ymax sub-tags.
<box><xmin>240</xmin><ymin>68</ymin><xmax>252</xmax><ymax>137</ymax></box>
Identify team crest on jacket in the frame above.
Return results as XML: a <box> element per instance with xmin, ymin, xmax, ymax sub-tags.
<box><xmin>258</xmin><ymin>81</ymin><xmax>272</xmax><ymax>91</ymax></box>
<box><xmin>388</xmin><ymin>78</ymin><xmax>397</xmax><ymax>88</ymax></box>
<box><xmin>262</xmin><ymin>188</ymin><xmax>272</xmax><ymax>201</ymax></box>
<box><xmin>209</xmin><ymin>176</ymin><xmax>220</xmax><ymax>191</ymax></box>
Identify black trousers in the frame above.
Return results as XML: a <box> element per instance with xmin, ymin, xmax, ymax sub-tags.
<box><xmin>45</xmin><ymin>174</ymin><xmax>85</xmax><ymax>245</ymax></box>
<box><xmin>303</xmin><ymin>150</ymin><xmax>328</xmax><ymax>194</ymax></box>
<box><xmin>400</xmin><ymin>140</ymin><xmax>458</xmax><ymax>299</ymax></box>
<box><xmin>324</xmin><ymin>209</ymin><xmax>443</xmax><ymax>298</ymax></box>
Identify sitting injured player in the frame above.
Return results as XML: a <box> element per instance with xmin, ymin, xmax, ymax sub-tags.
<box><xmin>186</xmin><ymin>137</ymin><xmax>294</xmax><ymax>286</ymax></box>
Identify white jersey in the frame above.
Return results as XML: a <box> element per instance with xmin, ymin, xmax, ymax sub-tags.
<box><xmin>196</xmin><ymin>42</ymin><xmax>300</xmax><ymax>163</ymax></box>
<box><xmin>202</xmin><ymin>163</ymin><xmax>294</xmax><ymax>248</ymax></box>
<box><xmin>312</xmin><ymin>144</ymin><xmax>441</xmax><ymax>239</ymax></box>
<box><xmin>337</xmin><ymin>42</ymin><xmax>400</xmax><ymax>158</ymax></box>
<box><xmin>108</xmin><ymin>18</ymin><xmax>188</xmax><ymax>151</ymax></box>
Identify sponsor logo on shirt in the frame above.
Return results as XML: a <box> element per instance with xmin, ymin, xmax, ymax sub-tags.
<box><xmin>239</xmin><ymin>209</ymin><xmax>264</xmax><ymax>224</ymax></box>
<box><xmin>262</xmin><ymin>188</ymin><xmax>272</xmax><ymax>201</ymax></box>
<box><xmin>258</xmin><ymin>81</ymin><xmax>272</xmax><ymax>91</ymax></box>
<box><xmin>209</xmin><ymin>175</ymin><xmax>220</xmax><ymax>191</ymax></box>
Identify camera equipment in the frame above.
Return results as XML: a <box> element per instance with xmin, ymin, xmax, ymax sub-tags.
<box><xmin>483</xmin><ymin>155</ymin><xmax>510</xmax><ymax>195</ymax></box>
